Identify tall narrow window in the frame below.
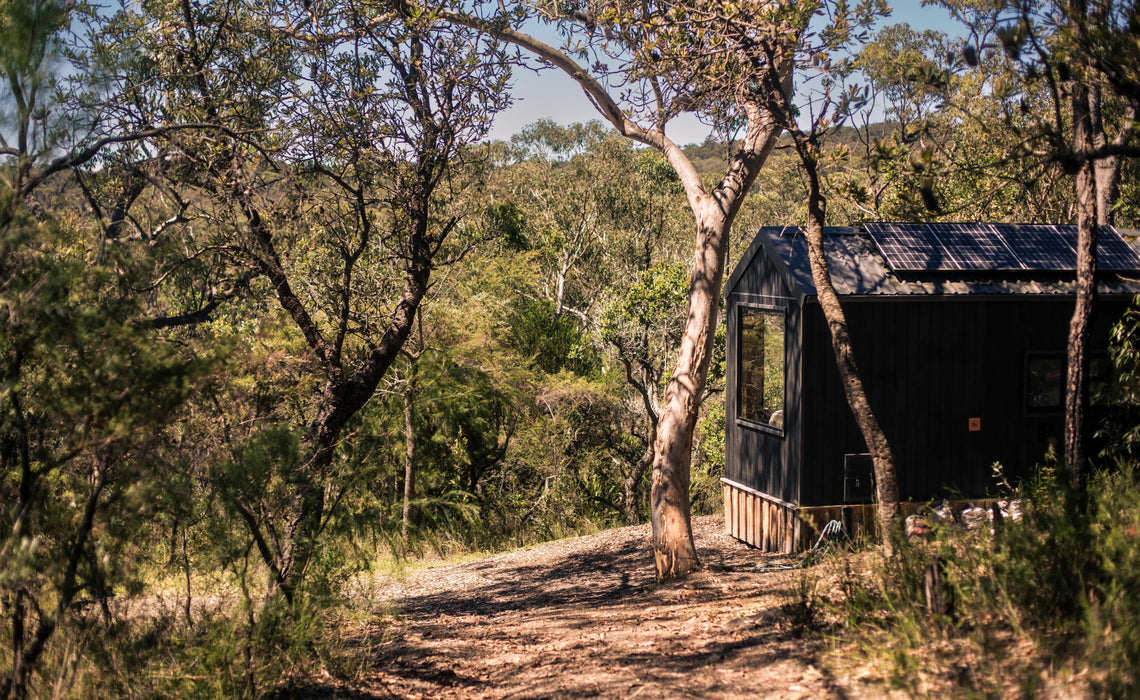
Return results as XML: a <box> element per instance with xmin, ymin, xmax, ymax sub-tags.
<box><xmin>739</xmin><ymin>307</ymin><xmax>785</xmax><ymax>429</ymax></box>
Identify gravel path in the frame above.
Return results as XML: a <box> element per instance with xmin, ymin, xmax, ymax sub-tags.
<box><xmin>291</xmin><ymin>515</ymin><xmax>870</xmax><ymax>699</ymax></box>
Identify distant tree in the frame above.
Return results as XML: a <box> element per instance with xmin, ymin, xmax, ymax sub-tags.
<box><xmin>501</xmin><ymin>121</ymin><xmax>622</xmax><ymax>322</ymax></box>
<box><xmin>601</xmin><ymin>261</ymin><xmax>689</xmax><ymax>524</ymax></box>
<box><xmin>490</xmin><ymin>125</ymin><xmax>694</xmax><ymax>524</ymax></box>
<box><xmin>856</xmin><ymin>21</ymin><xmax>1074</xmax><ymax>221</ymax></box>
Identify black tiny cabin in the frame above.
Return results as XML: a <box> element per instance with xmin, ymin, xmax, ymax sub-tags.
<box><xmin>723</xmin><ymin>223</ymin><xmax>1140</xmax><ymax>552</ymax></box>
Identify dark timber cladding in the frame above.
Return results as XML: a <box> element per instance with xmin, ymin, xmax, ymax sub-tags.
<box><xmin>723</xmin><ymin>224</ymin><xmax>1140</xmax><ymax>552</ymax></box>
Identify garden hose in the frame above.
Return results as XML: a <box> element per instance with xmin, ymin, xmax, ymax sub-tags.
<box><xmin>751</xmin><ymin>519</ymin><xmax>847</xmax><ymax>571</ymax></box>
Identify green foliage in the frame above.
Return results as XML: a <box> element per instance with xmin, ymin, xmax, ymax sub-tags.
<box><xmin>1</xmin><ymin>201</ymin><xmax>212</xmax><ymax>697</ymax></box>
<box><xmin>486</xmin><ymin>201</ymin><xmax>529</xmax><ymax>251</ymax></box>
<box><xmin>1098</xmin><ymin>296</ymin><xmax>1140</xmax><ymax>462</ymax></box>
<box><xmin>496</xmin><ymin>372</ymin><xmax>631</xmax><ymax>539</ymax></box>
<box><xmin>827</xmin><ymin>462</ymin><xmax>1140</xmax><ymax>694</ymax></box>
<box><xmin>603</xmin><ymin>261</ymin><xmax>688</xmax><ymax>338</ymax></box>
<box><xmin>505</xmin><ymin>298</ymin><xmax>599</xmax><ymax>376</ymax></box>
<box><xmin>0</xmin><ymin>0</ymin><xmax>70</xmax><ymax>184</ymax></box>
<box><xmin>692</xmin><ymin>397</ymin><xmax>725</xmax><ymax>516</ymax></box>
<box><xmin>510</xmin><ymin>118</ymin><xmax>609</xmax><ymax>159</ymax></box>
<box><xmin>601</xmin><ymin>261</ymin><xmax>688</xmax><ymax>388</ymax></box>
<box><xmin>1</xmin><ymin>0</ymin><xmax>1133</xmax><ymax>693</ymax></box>
<box><xmin>30</xmin><ymin>592</ymin><xmax>367</xmax><ymax>699</ymax></box>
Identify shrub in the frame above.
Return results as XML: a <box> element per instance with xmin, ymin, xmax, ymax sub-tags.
<box><xmin>825</xmin><ymin>463</ymin><xmax>1140</xmax><ymax>695</ymax></box>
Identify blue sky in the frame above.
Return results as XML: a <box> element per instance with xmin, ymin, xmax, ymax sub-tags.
<box><xmin>486</xmin><ymin>1</ymin><xmax>959</xmax><ymax>144</ymax></box>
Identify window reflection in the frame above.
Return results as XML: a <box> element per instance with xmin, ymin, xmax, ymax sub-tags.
<box><xmin>739</xmin><ymin>308</ymin><xmax>785</xmax><ymax>429</ymax></box>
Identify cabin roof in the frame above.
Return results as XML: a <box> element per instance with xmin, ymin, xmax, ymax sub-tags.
<box><xmin>726</xmin><ymin>225</ymin><xmax>1140</xmax><ymax>299</ymax></box>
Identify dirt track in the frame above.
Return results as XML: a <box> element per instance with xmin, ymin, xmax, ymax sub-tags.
<box><xmin>290</xmin><ymin>515</ymin><xmax>885</xmax><ymax>699</ymax></box>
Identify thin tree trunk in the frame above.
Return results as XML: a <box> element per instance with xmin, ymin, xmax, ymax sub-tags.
<box><xmin>8</xmin><ymin>590</ymin><xmax>26</xmax><ymax>700</ymax></box>
<box><xmin>1088</xmin><ymin>88</ymin><xmax>1135</xmax><ymax>227</ymax></box>
<box><xmin>1065</xmin><ymin>76</ymin><xmax>1099</xmax><ymax>491</ymax></box>
<box><xmin>623</xmin><ymin>441</ymin><xmax>654</xmax><ymax>525</ymax></box>
<box><xmin>618</xmin><ymin>351</ymin><xmax>659</xmax><ymax>526</ymax></box>
<box><xmin>182</xmin><ymin>527</ymin><xmax>192</xmax><ymax>624</ymax></box>
<box><xmin>799</xmin><ymin>147</ymin><xmax>900</xmax><ymax>555</ymax></box>
<box><xmin>554</xmin><ymin>265</ymin><xmax>567</xmax><ymax>319</ymax></box>
<box><xmin>402</xmin><ymin>365</ymin><xmax>417</xmax><ymax>541</ymax></box>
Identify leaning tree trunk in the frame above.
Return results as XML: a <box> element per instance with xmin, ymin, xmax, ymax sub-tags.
<box><xmin>273</xmin><ymin>242</ymin><xmax>434</xmax><ymax>602</ymax></box>
<box><xmin>799</xmin><ymin>151</ymin><xmax>901</xmax><ymax>555</ymax></box>
<box><xmin>649</xmin><ymin>104</ymin><xmax>787</xmax><ymax>579</ymax></box>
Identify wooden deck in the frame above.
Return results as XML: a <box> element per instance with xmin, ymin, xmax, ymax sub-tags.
<box><xmin>723</xmin><ymin>478</ymin><xmax>995</xmax><ymax>551</ymax></box>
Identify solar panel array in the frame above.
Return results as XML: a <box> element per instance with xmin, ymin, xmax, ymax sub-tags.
<box><xmin>865</xmin><ymin>223</ymin><xmax>1140</xmax><ymax>273</ymax></box>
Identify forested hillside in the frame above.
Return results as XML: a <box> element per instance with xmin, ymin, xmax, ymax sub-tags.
<box><xmin>3</xmin><ymin>0</ymin><xmax>1139</xmax><ymax>697</ymax></box>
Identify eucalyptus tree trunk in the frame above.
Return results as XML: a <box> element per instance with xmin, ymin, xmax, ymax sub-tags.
<box><xmin>797</xmin><ymin>147</ymin><xmax>900</xmax><ymax>554</ymax></box>
<box><xmin>1064</xmin><ymin>75</ymin><xmax>1099</xmax><ymax>491</ymax></box>
<box><xmin>650</xmin><ymin>196</ymin><xmax>736</xmax><ymax>578</ymax></box>
<box><xmin>648</xmin><ymin>107</ymin><xmax>792</xmax><ymax>576</ymax></box>
<box><xmin>1088</xmin><ymin>87</ymin><xmax>1136</xmax><ymax>227</ymax></box>
<box><xmin>438</xmin><ymin>8</ymin><xmax>790</xmax><ymax>580</ymax></box>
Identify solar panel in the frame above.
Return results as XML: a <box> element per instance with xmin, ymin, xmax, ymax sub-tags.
<box><xmin>929</xmin><ymin>222</ymin><xmax>1023</xmax><ymax>270</ymax></box>
<box><xmin>996</xmin><ymin>224</ymin><xmax>1075</xmax><ymax>270</ymax></box>
<box><xmin>866</xmin><ymin>222</ymin><xmax>1140</xmax><ymax>273</ymax></box>
<box><xmin>865</xmin><ymin>223</ymin><xmax>943</xmax><ymax>271</ymax></box>
<box><xmin>1097</xmin><ymin>226</ymin><xmax>1140</xmax><ymax>270</ymax></box>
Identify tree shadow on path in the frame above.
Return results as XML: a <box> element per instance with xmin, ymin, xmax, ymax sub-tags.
<box><xmin>347</xmin><ymin>517</ymin><xmax>849</xmax><ymax>698</ymax></box>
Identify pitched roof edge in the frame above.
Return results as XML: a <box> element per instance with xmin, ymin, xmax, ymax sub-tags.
<box><xmin>724</xmin><ymin>225</ymin><xmax>808</xmax><ymax>303</ymax></box>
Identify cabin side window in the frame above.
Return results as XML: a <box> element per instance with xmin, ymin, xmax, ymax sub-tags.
<box><xmin>739</xmin><ymin>306</ymin><xmax>785</xmax><ymax>431</ymax></box>
<box><xmin>1026</xmin><ymin>352</ymin><xmax>1117</xmax><ymax>414</ymax></box>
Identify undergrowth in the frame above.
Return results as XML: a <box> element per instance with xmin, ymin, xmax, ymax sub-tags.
<box><xmin>11</xmin><ymin>588</ymin><xmax>392</xmax><ymax>699</ymax></box>
<box><xmin>804</xmin><ymin>462</ymin><xmax>1140</xmax><ymax>697</ymax></box>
